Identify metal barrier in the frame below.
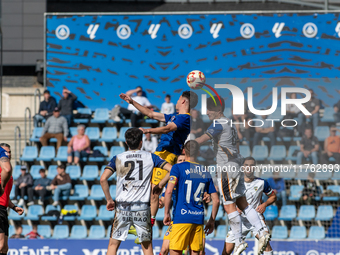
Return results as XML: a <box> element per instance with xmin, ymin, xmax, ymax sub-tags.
<box><xmin>24</xmin><ymin>107</ymin><xmax>31</xmax><ymax>146</ymax></box>
<box><xmin>14</xmin><ymin>126</ymin><xmax>21</xmax><ymax>164</ymax></box>
<box><xmin>34</xmin><ymin>88</ymin><xmax>41</xmax><ymax>115</ymax></box>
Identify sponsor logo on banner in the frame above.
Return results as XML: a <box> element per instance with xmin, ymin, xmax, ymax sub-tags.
<box><xmin>55</xmin><ymin>25</ymin><xmax>70</xmax><ymax>40</ymax></box>
<box><xmin>8</xmin><ymin>246</ymin><xmax>67</xmax><ymax>255</ymax></box>
<box><xmin>272</xmin><ymin>22</ymin><xmax>285</xmax><ymax>38</ymax></box>
<box><xmin>210</xmin><ymin>23</ymin><xmax>223</xmax><ymax>39</ymax></box>
<box><xmin>148</xmin><ymin>24</ymin><xmax>161</xmax><ymax>39</ymax></box>
<box><xmin>303</xmin><ymin>23</ymin><xmax>318</xmax><ymax>38</ymax></box>
<box><xmin>117</xmin><ymin>25</ymin><xmax>131</xmax><ymax>40</ymax></box>
<box><xmin>87</xmin><ymin>24</ymin><xmax>100</xmax><ymax>39</ymax></box>
<box><xmin>240</xmin><ymin>23</ymin><xmax>255</xmax><ymax>39</ymax></box>
<box><xmin>178</xmin><ymin>24</ymin><xmax>193</xmax><ymax>39</ymax></box>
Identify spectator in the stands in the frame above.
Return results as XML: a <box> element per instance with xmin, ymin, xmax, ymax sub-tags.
<box><xmin>40</xmin><ymin>107</ymin><xmax>68</xmax><ymax>150</ymax></box>
<box><xmin>320</xmin><ymin>125</ymin><xmax>340</xmax><ymax>164</ymax></box>
<box><xmin>33</xmin><ymin>90</ymin><xmax>57</xmax><ymax>127</ymax></box>
<box><xmin>67</xmin><ymin>124</ymin><xmax>91</xmax><ymax>165</ymax></box>
<box><xmin>161</xmin><ymin>94</ymin><xmax>175</xmax><ymax>115</ymax></box>
<box><xmin>300</xmin><ymin>172</ymin><xmax>321</xmax><ymax>205</ymax></box>
<box><xmin>10</xmin><ymin>225</ymin><xmax>24</xmax><ymax>239</ymax></box>
<box><xmin>252</xmin><ymin>115</ymin><xmax>276</xmax><ymax>149</ymax></box>
<box><xmin>297</xmin><ymin>125</ymin><xmax>319</xmax><ymax>165</ymax></box>
<box><xmin>190</xmin><ymin>109</ymin><xmax>204</xmax><ymax>138</ymax></box>
<box><xmin>267</xmin><ymin>172</ymin><xmax>287</xmax><ymax>206</ymax></box>
<box><xmin>13</xmin><ymin>166</ymin><xmax>34</xmax><ymax>206</ymax></box>
<box><xmin>141</xmin><ymin>133</ymin><xmax>158</xmax><ymax>153</ymax></box>
<box><xmin>333</xmin><ymin>99</ymin><xmax>340</xmax><ymax>123</ymax></box>
<box><xmin>111</xmin><ymin>86</ymin><xmax>152</xmax><ymax>127</ymax></box>
<box><xmin>286</xmin><ymin>93</ymin><xmax>300</xmax><ymax>119</ymax></box>
<box><xmin>25</xmin><ymin>225</ymin><xmax>43</xmax><ymax>239</ymax></box>
<box><xmin>27</xmin><ymin>169</ymin><xmax>52</xmax><ymax>206</ymax></box>
<box><xmin>48</xmin><ymin>165</ymin><xmax>72</xmax><ymax>207</ymax></box>
<box><xmin>298</xmin><ymin>89</ymin><xmax>320</xmax><ymax>135</ymax></box>
<box><xmin>58</xmin><ymin>88</ymin><xmax>77</xmax><ymax>126</ymax></box>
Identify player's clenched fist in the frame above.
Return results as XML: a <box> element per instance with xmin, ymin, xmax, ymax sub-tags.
<box><xmin>163</xmin><ymin>213</ymin><xmax>171</xmax><ymax>226</ymax></box>
<box><xmin>15</xmin><ymin>207</ymin><xmax>24</xmax><ymax>215</ymax></box>
<box><xmin>106</xmin><ymin>200</ymin><xmax>115</xmax><ymax>211</ymax></box>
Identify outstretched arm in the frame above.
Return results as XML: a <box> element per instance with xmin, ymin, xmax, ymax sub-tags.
<box><xmin>120</xmin><ymin>93</ymin><xmax>165</xmax><ymax>122</ymax></box>
<box><xmin>140</xmin><ymin>122</ymin><xmax>177</xmax><ymax>135</ymax></box>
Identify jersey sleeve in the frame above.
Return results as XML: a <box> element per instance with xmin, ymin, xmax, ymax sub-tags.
<box><xmin>151</xmin><ymin>153</ymin><xmax>167</xmax><ymax>169</ymax></box>
<box><xmin>172</xmin><ymin>114</ymin><xmax>190</xmax><ymax>131</ymax></box>
<box><xmin>0</xmin><ymin>147</ymin><xmax>9</xmax><ymax>159</ymax></box>
<box><xmin>164</xmin><ymin>114</ymin><xmax>173</xmax><ymax>123</ymax></box>
<box><xmin>169</xmin><ymin>164</ymin><xmax>180</xmax><ymax>185</ymax></box>
<box><xmin>263</xmin><ymin>180</ymin><xmax>273</xmax><ymax>196</ymax></box>
<box><xmin>105</xmin><ymin>156</ymin><xmax>117</xmax><ymax>173</ymax></box>
<box><xmin>206</xmin><ymin>121</ymin><xmax>223</xmax><ymax>140</ymax></box>
<box><xmin>205</xmin><ymin>177</ymin><xmax>217</xmax><ymax>194</ymax></box>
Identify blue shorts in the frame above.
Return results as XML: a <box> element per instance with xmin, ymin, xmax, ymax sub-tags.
<box><xmin>68</xmin><ymin>150</ymin><xmax>89</xmax><ymax>159</ymax></box>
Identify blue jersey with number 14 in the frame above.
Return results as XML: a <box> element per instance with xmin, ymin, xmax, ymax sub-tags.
<box><xmin>169</xmin><ymin>162</ymin><xmax>216</xmax><ymax>225</ymax></box>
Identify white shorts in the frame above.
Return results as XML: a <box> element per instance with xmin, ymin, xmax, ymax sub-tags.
<box><xmin>110</xmin><ymin>208</ymin><xmax>152</xmax><ymax>242</ymax></box>
<box><xmin>225</xmin><ymin>214</ymin><xmax>268</xmax><ymax>243</ymax></box>
<box><xmin>217</xmin><ymin>161</ymin><xmax>246</xmax><ymax>205</ymax></box>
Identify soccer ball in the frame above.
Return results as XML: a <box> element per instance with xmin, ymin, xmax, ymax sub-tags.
<box><xmin>186</xmin><ymin>70</ymin><xmax>206</xmax><ymax>90</ymax></box>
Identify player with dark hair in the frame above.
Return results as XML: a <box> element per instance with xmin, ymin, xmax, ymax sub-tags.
<box><xmin>164</xmin><ymin>140</ymin><xmax>219</xmax><ymax>255</ymax></box>
<box><xmin>196</xmin><ymin>96</ymin><xmax>271</xmax><ymax>255</ymax></box>
<box><xmin>101</xmin><ymin>128</ymin><xmax>172</xmax><ymax>255</ymax></box>
<box><xmin>223</xmin><ymin>157</ymin><xmax>276</xmax><ymax>255</ymax></box>
<box><xmin>120</xmin><ymin>91</ymin><xmax>198</xmax><ymax>227</ymax></box>
<box><xmin>0</xmin><ymin>143</ymin><xmax>24</xmax><ymax>254</ymax></box>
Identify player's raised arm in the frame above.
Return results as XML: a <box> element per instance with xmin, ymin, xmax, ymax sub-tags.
<box><xmin>120</xmin><ymin>93</ymin><xmax>166</xmax><ymax>122</ymax></box>
<box><xmin>100</xmin><ymin>158</ymin><xmax>116</xmax><ymax>211</ymax></box>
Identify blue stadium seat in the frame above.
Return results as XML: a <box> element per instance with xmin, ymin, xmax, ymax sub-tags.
<box><xmin>308</xmin><ymin>226</ymin><xmax>325</xmax><ymax>239</ymax></box>
<box><xmin>96</xmin><ymin>205</ymin><xmax>114</xmax><ymax>221</ymax></box>
<box><xmin>41</xmin><ymin>205</ymin><xmax>61</xmax><ymax>221</ymax></box>
<box><xmin>69</xmin><ymin>225</ymin><xmax>87</xmax><ymax>239</ymax></box>
<box><xmin>70</xmin><ymin>127</ymin><xmax>78</xmax><ymax>137</ymax></box>
<box><xmin>286</xmin><ymin>145</ymin><xmax>300</xmax><ymax>162</ymax></box>
<box><xmin>108</xmin><ymin>146</ymin><xmax>125</xmax><ymax>160</ymax></box>
<box><xmin>323</xmin><ymin>185</ymin><xmax>340</xmax><ymax>201</ymax></box>
<box><xmin>80</xmin><ymin>165</ymin><xmax>99</xmax><ymax>181</ymax></box>
<box><xmin>277</xmin><ymin>126</ymin><xmax>293</xmax><ymax>142</ymax></box>
<box><xmin>314</xmin><ymin>126</ymin><xmax>330</xmax><ymax>142</ymax></box>
<box><xmin>85</xmin><ymin>127</ymin><xmax>100</xmax><ymax>142</ymax></box>
<box><xmin>315</xmin><ymin>205</ymin><xmax>333</xmax><ymax>221</ymax></box>
<box><xmin>239</xmin><ymin>145</ymin><xmax>251</xmax><ymax>158</ymax></box>
<box><xmin>315</xmin><ymin>169</ymin><xmax>333</xmax><ymax>180</ymax></box>
<box><xmin>38</xmin><ymin>225</ymin><xmax>51</xmax><ymax>238</ymax></box>
<box><xmin>269</xmin><ymin>107</ymin><xmax>282</xmax><ymax>120</ymax></box>
<box><xmin>10</xmin><ymin>185</ymin><xmax>15</xmax><ymax>200</ymax></box>
<box><xmin>153</xmin><ymin>226</ymin><xmax>160</xmax><ymax>239</ymax></box>
<box><xmin>295</xmin><ymin>168</ymin><xmax>311</xmax><ymax>180</ymax></box>
<box><xmin>24</xmin><ymin>205</ymin><xmax>44</xmax><ymax>221</ymax></box>
<box><xmin>22</xmin><ymin>225</ymin><xmax>32</xmax><ymax>236</ymax></box>
<box><xmin>99</xmin><ymin>127</ymin><xmax>118</xmax><ymax>143</ymax></box>
<box><xmin>110</xmin><ymin>185</ymin><xmax>117</xmax><ymax>200</ymax></box>
<box><xmin>91</xmin><ymin>108</ymin><xmax>109</xmax><ymax>123</ymax></box>
<box><xmin>289</xmin><ymin>226</ymin><xmax>306</xmax><ymax>239</ymax></box>
<box><xmin>63</xmin><ymin>205</ymin><xmax>79</xmax><ymax>221</ymax></box>
<box><xmin>47</xmin><ymin>165</ymin><xmax>58</xmax><ymax>179</ymax></box>
<box><xmin>106</xmin><ymin>226</ymin><xmax>112</xmax><ymax>238</ymax></box>
<box><xmin>252</xmin><ymin>145</ymin><xmax>268</xmax><ymax>161</ymax></box>
<box><xmin>78</xmin><ymin>205</ymin><xmax>97</xmax><ymax>221</ymax></box>
<box><xmin>214</xmin><ymin>225</ymin><xmax>227</xmax><ymax>239</ymax></box>
<box><xmin>69</xmin><ymin>185</ymin><xmax>89</xmax><ymax>201</ymax></box>
<box><xmin>297</xmin><ymin>205</ymin><xmax>315</xmax><ymax>221</ymax></box>
<box><xmin>13</xmin><ymin>165</ymin><xmax>21</xmax><ymax>180</ymax></box>
<box><xmin>278</xmin><ymin>205</ymin><xmax>296</xmax><ymax>221</ymax></box>
<box><xmin>98</xmin><ymin>165</ymin><xmax>115</xmax><ymax>181</ymax></box>
<box><xmin>54</xmin><ymin>146</ymin><xmax>68</xmax><ymax>162</ymax></box>
<box><xmin>280</xmin><ymin>169</ymin><xmax>296</xmax><ymax>179</ymax></box>
<box><xmin>272</xmin><ymin>226</ymin><xmax>288</xmax><ymax>239</ymax></box>
<box><xmin>30</xmin><ymin>165</ymin><xmax>45</xmax><ymax>179</ymax></box>
<box><xmin>260</xmin><ymin>170</ymin><xmax>273</xmax><ymax>179</ymax></box>
<box><xmin>66</xmin><ymin>165</ymin><xmax>81</xmax><ymax>180</ymax></box>
<box><xmin>263</xmin><ymin>205</ymin><xmax>278</xmax><ymax>221</ymax></box>
<box><xmin>8</xmin><ymin>206</ymin><xmax>25</xmax><ymax>220</ymax></box>
<box><xmin>20</xmin><ymin>146</ymin><xmax>38</xmax><ymax>162</ymax></box>
<box><xmin>30</xmin><ymin>127</ymin><xmax>44</xmax><ymax>143</ymax></box>
<box><xmin>116</xmin><ymin>127</ymin><xmax>130</xmax><ymax>142</ymax></box>
<box><xmin>321</xmin><ymin>107</ymin><xmax>335</xmax><ymax>122</ymax></box>
<box><xmin>333</xmin><ymin>171</ymin><xmax>340</xmax><ymax>180</ymax></box>
<box><xmin>205</xmin><ymin>205</ymin><xmax>224</xmax><ymax>221</ymax></box>
<box><xmin>88</xmin><ymin>225</ymin><xmax>105</xmax><ymax>239</ymax></box>
<box><xmin>288</xmin><ymin>185</ymin><xmax>304</xmax><ymax>201</ymax></box>
<box><xmin>156</xmin><ymin>207</ymin><xmax>165</xmax><ymax>221</ymax></box>
<box><xmin>89</xmin><ymin>146</ymin><xmax>108</xmax><ymax>162</ymax></box>
<box><xmin>88</xmin><ymin>185</ymin><xmax>105</xmax><ymax>201</ymax></box>
<box><xmin>9</xmin><ymin>225</ymin><xmax>15</xmax><ymax>238</ymax></box>
<box><xmin>37</xmin><ymin>146</ymin><xmax>55</xmax><ymax>161</ymax></box>
<box><xmin>268</xmin><ymin>145</ymin><xmax>286</xmax><ymax>161</ymax></box>
<box><xmin>52</xmin><ymin>225</ymin><xmax>69</xmax><ymax>239</ymax></box>
<box><xmin>74</xmin><ymin>108</ymin><xmax>92</xmax><ymax>123</ymax></box>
